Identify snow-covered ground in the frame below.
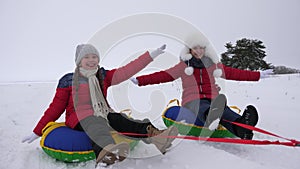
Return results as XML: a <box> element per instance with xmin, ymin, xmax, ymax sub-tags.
<box><xmin>1</xmin><ymin>74</ymin><xmax>300</xmax><ymax>169</ymax></box>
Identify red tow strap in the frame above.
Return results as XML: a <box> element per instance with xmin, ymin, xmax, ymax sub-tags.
<box><xmin>222</xmin><ymin>120</ymin><xmax>300</xmax><ymax>147</ymax></box>
<box><xmin>120</xmin><ymin>120</ymin><xmax>300</xmax><ymax>147</ymax></box>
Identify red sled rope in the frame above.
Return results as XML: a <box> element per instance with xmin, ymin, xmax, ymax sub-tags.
<box><xmin>120</xmin><ymin>120</ymin><xmax>300</xmax><ymax>147</ymax></box>
<box><xmin>223</xmin><ymin>119</ymin><xmax>300</xmax><ymax>147</ymax></box>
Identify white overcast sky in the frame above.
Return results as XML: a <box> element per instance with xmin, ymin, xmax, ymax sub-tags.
<box><xmin>1</xmin><ymin>0</ymin><xmax>299</xmax><ymax>82</ymax></box>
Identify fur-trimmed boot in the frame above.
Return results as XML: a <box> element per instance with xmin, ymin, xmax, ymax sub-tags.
<box><xmin>96</xmin><ymin>142</ymin><xmax>130</xmax><ymax>167</ymax></box>
<box><xmin>146</xmin><ymin>125</ymin><xmax>178</xmax><ymax>154</ymax></box>
<box><xmin>234</xmin><ymin>105</ymin><xmax>259</xmax><ymax>140</ymax></box>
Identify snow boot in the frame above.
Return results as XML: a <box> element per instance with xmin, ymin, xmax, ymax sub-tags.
<box><xmin>96</xmin><ymin>142</ymin><xmax>130</xmax><ymax>167</ymax></box>
<box><xmin>204</xmin><ymin>94</ymin><xmax>227</xmax><ymax>130</ymax></box>
<box><xmin>146</xmin><ymin>125</ymin><xmax>178</xmax><ymax>154</ymax></box>
<box><xmin>234</xmin><ymin>105</ymin><xmax>259</xmax><ymax>140</ymax></box>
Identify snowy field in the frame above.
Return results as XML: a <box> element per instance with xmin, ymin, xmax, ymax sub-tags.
<box><xmin>0</xmin><ymin>74</ymin><xmax>300</xmax><ymax>169</ymax></box>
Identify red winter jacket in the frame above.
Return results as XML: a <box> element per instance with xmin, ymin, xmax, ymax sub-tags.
<box><xmin>136</xmin><ymin>61</ymin><xmax>260</xmax><ymax>106</ymax></box>
<box><xmin>33</xmin><ymin>52</ymin><xmax>152</xmax><ymax>136</ymax></box>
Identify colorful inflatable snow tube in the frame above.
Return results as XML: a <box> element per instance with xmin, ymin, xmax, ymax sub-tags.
<box><xmin>40</xmin><ymin>122</ymin><xmax>138</xmax><ymax>163</ymax></box>
<box><xmin>162</xmin><ymin>99</ymin><xmax>238</xmax><ymax>138</ymax></box>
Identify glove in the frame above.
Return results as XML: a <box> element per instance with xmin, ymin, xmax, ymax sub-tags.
<box><xmin>130</xmin><ymin>77</ymin><xmax>139</xmax><ymax>85</ymax></box>
<box><xmin>149</xmin><ymin>44</ymin><xmax>166</xmax><ymax>59</ymax></box>
<box><xmin>260</xmin><ymin>69</ymin><xmax>274</xmax><ymax>79</ymax></box>
<box><xmin>22</xmin><ymin>133</ymin><xmax>39</xmax><ymax>143</ymax></box>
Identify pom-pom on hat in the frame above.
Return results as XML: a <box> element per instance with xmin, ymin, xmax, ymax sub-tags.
<box><xmin>75</xmin><ymin>44</ymin><xmax>99</xmax><ymax>66</ymax></box>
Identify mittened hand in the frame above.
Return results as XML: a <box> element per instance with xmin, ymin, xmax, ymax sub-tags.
<box><xmin>260</xmin><ymin>69</ymin><xmax>274</xmax><ymax>79</ymax></box>
<box><xmin>22</xmin><ymin>133</ymin><xmax>39</xmax><ymax>143</ymax></box>
<box><xmin>130</xmin><ymin>77</ymin><xmax>139</xmax><ymax>85</ymax></box>
<box><xmin>150</xmin><ymin>44</ymin><xmax>166</xmax><ymax>59</ymax></box>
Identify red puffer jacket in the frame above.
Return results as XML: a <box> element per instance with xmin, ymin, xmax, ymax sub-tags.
<box><xmin>136</xmin><ymin>61</ymin><xmax>260</xmax><ymax>106</ymax></box>
<box><xmin>33</xmin><ymin>52</ymin><xmax>152</xmax><ymax>136</ymax></box>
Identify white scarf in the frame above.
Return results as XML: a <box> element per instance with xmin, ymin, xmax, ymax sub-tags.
<box><xmin>79</xmin><ymin>67</ymin><xmax>112</xmax><ymax>119</ymax></box>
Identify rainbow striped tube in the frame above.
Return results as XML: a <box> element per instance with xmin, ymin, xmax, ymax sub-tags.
<box><xmin>40</xmin><ymin>122</ymin><xmax>138</xmax><ymax>163</ymax></box>
<box><xmin>162</xmin><ymin>99</ymin><xmax>240</xmax><ymax>138</ymax></box>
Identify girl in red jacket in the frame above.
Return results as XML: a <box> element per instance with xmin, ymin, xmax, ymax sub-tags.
<box><xmin>131</xmin><ymin>40</ymin><xmax>273</xmax><ymax>140</ymax></box>
<box><xmin>22</xmin><ymin>44</ymin><xmax>178</xmax><ymax>166</ymax></box>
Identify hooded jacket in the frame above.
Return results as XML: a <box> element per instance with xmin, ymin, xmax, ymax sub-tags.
<box><xmin>136</xmin><ymin>37</ymin><xmax>260</xmax><ymax>106</ymax></box>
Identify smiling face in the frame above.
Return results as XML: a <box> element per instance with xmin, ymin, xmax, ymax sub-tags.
<box><xmin>79</xmin><ymin>54</ymin><xmax>99</xmax><ymax>70</ymax></box>
<box><xmin>190</xmin><ymin>45</ymin><xmax>206</xmax><ymax>59</ymax></box>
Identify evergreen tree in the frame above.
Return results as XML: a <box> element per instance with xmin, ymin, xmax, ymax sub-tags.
<box><xmin>221</xmin><ymin>38</ymin><xmax>272</xmax><ymax>70</ymax></box>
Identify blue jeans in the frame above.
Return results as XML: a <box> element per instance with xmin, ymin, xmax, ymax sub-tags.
<box><xmin>184</xmin><ymin>99</ymin><xmax>241</xmax><ymax>134</ymax></box>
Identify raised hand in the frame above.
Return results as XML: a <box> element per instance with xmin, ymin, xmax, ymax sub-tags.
<box><xmin>150</xmin><ymin>44</ymin><xmax>166</xmax><ymax>59</ymax></box>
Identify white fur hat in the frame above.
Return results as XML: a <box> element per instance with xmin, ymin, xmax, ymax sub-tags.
<box><xmin>180</xmin><ymin>33</ymin><xmax>222</xmax><ymax>77</ymax></box>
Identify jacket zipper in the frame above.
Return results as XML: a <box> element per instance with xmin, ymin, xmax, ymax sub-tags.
<box><xmin>199</xmin><ymin>69</ymin><xmax>206</xmax><ymax>98</ymax></box>
<box><xmin>199</xmin><ymin>69</ymin><xmax>203</xmax><ymax>92</ymax></box>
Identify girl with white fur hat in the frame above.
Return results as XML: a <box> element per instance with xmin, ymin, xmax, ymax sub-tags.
<box><xmin>131</xmin><ymin>37</ymin><xmax>273</xmax><ymax>140</ymax></box>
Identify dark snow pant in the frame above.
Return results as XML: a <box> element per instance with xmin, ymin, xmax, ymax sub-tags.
<box><xmin>184</xmin><ymin>99</ymin><xmax>241</xmax><ymax>134</ymax></box>
<box><xmin>74</xmin><ymin>112</ymin><xmax>151</xmax><ymax>157</ymax></box>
